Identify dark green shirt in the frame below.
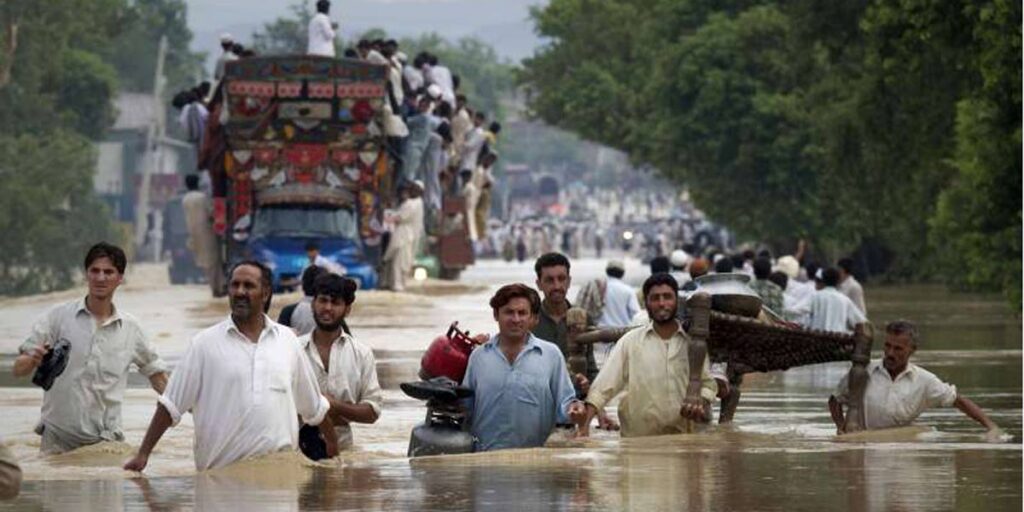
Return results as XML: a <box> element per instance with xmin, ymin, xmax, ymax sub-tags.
<box><xmin>532</xmin><ymin>299</ymin><xmax>599</xmax><ymax>382</ymax></box>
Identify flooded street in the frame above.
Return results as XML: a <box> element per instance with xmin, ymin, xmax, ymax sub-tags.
<box><xmin>0</xmin><ymin>258</ymin><xmax>1019</xmax><ymax>511</ymax></box>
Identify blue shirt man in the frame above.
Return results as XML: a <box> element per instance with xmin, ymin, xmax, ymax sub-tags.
<box><xmin>462</xmin><ymin>284</ymin><xmax>584</xmax><ymax>451</ymax></box>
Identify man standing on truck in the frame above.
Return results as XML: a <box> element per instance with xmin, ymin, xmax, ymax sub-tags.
<box><xmin>307</xmin><ymin>0</ymin><xmax>337</xmax><ymax>58</ymax></box>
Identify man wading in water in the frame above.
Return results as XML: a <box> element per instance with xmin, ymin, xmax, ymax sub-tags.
<box><xmin>577</xmin><ymin>273</ymin><xmax>716</xmax><ymax>437</ymax></box>
<box><xmin>461</xmin><ymin>284</ymin><xmax>586</xmax><ymax>451</ymax></box>
<box><xmin>124</xmin><ymin>261</ymin><xmax>334</xmax><ymax>471</ymax></box>
<box><xmin>14</xmin><ymin>242</ymin><xmax>168</xmax><ymax>454</ymax></box>
<box><xmin>829</xmin><ymin>319</ymin><xmax>1000</xmax><ymax>438</ymax></box>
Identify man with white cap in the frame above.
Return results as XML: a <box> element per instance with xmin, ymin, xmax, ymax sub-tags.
<box><xmin>214</xmin><ymin>33</ymin><xmax>237</xmax><ymax>82</ymax></box>
<box><xmin>382</xmin><ymin>180</ymin><xmax>425</xmax><ymax>292</ymax></box>
<box><xmin>774</xmin><ymin>255</ymin><xmax>814</xmax><ymax>323</ymax></box>
<box><xmin>669</xmin><ymin>249</ymin><xmax>691</xmax><ymax>288</ymax></box>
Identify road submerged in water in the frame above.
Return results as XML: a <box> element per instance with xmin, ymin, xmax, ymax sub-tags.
<box><xmin>0</xmin><ymin>258</ymin><xmax>1019</xmax><ymax>511</ymax></box>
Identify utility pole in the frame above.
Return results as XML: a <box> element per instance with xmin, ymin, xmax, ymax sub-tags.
<box><xmin>135</xmin><ymin>35</ymin><xmax>168</xmax><ymax>260</ymax></box>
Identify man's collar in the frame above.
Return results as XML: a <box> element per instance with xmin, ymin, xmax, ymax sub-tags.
<box><xmin>227</xmin><ymin>314</ymin><xmax>277</xmax><ymax>338</ymax></box>
<box><xmin>301</xmin><ymin>329</ymin><xmax>350</xmax><ymax>348</ymax></box>
<box><xmin>77</xmin><ymin>296</ymin><xmax>122</xmax><ymax>325</ymax></box>
<box><xmin>643</xmin><ymin>319</ymin><xmax>686</xmax><ymax>338</ymax></box>
<box><xmin>871</xmin><ymin>361</ymin><xmax>917</xmax><ymax>381</ymax></box>
<box><xmin>486</xmin><ymin>333</ymin><xmax>543</xmax><ymax>353</ymax></box>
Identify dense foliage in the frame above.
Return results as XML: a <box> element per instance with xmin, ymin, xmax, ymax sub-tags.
<box><xmin>0</xmin><ymin>0</ymin><xmax>202</xmax><ymax>295</ymax></box>
<box><xmin>522</xmin><ymin>0</ymin><xmax>1021</xmax><ymax>305</ymax></box>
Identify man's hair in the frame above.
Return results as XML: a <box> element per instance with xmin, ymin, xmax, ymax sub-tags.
<box><xmin>473</xmin><ymin>111</ymin><xmax>486</xmax><ymax>122</ymax></box>
<box><xmin>730</xmin><ymin>253</ymin><xmax>745</xmax><ymax>269</ymax></box>
<box><xmin>805</xmin><ymin>262</ymin><xmax>820</xmax><ymax>282</ymax></box>
<box><xmin>301</xmin><ymin>265</ymin><xmax>325</xmax><ymax>297</ymax></box>
<box><xmin>642</xmin><ymin>272</ymin><xmax>679</xmax><ymax>299</ymax></box>
<box><xmin>534</xmin><ymin>252</ymin><xmax>570</xmax><ymax>278</ymax></box>
<box><xmin>316</xmin><ymin>0</ymin><xmax>330</xmax><ymax>13</ymax></box>
<box><xmin>488</xmin><ymin>121</ymin><xmax>501</xmax><ymax>134</ymax></box>
<box><xmin>435</xmin><ymin>101</ymin><xmax>452</xmax><ymax>118</ymax></box>
<box><xmin>649</xmin><ymin>256</ymin><xmax>670</xmax><ymax>275</ymax></box>
<box><xmin>742</xmin><ymin>249</ymin><xmax>755</xmax><ymax>261</ymax></box>
<box><xmin>313</xmin><ymin>273</ymin><xmax>357</xmax><ymax>305</ymax></box>
<box><xmin>714</xmin><ymin>257</ymin><xmax>734</xmax><ymax>274</ymax></box>
<box><xmin>837</xmin><ymin>257</ymin><xmax>855</xmax><ymax>274</ymax></box>
<box><xmin>753</xmin><ymin>257</ymin><xmax>772</xmax><ymax>279</ymax></box>
<box><xmin>489</xmin><ymin>283</ymin><xmax>540</xmax><ymax>315</ymax></box>
<box><xmin>606</xmin><ymin>267</ymin><xmax>625</xmax><ymax>279</ymax></box>
<box><xmin>456</xmin><ymin>93</ymin><xmax>467</xmax><ymax>104</ymax></box>
<box><xmin>768</xmin><ymin>271</ymin><xmax>788</xmax><ymax>290</ymax></box>
<box><xmin>185</xmin><ymin>174</ymin><xmax>200</xmax><ymax>191</ymax></box>
<box><xmin>822</xmin><ymin>267</ymin><xmax>841</xmax><ymax>287</ymax></box>
<box><xmin>230</xmin><ymin>260</ymin><xmax>273</xmax><ymax>312</ymax></box>
<box><xmin>427</xmin><ymin>53</ymin><xmax>439</xmax><ymax>66</ymax></box>
<box><xmin>885</xmin><ymin>319</ymin><xmax>920</xmax><ymax>348</ymax></box>
<box><xmin>84</xmin><ymin>242</ymin><xmax>127</xmax><ymax>274</ymax></box>
<box><xmin>757</xmin><ymin>249</ymin><xmax>772</xmax><ymax>259</ymax></box>
<box><xmin>305</xmin><ymin>242</ymin><xmax>319</xmax><ymax>252</ymax></box>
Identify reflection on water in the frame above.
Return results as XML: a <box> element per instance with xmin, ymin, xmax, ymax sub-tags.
<box><xmin>0</xmin><ymin>263</ymin><xmax>1019</xmax><ymax>511</ymax></box>
<box><xmin>5</xmin><ymin>440</ymin><xmax>1020</xmax><ymax>511</ymax></box>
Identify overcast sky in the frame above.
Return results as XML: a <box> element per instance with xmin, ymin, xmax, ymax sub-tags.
<box><xmin>186</xmin><ymin>0</ymin><xmax>546</xmax><ymax>67</ymax></box>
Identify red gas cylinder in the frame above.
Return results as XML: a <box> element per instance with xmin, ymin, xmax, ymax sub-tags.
<box><xmin>420</xmin><ymin>323</ymin><xmax>480</xmax><ymax>383</ymax></box>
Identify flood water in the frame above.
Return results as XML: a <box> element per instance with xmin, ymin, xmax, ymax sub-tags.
<box><xmin>0</xmin><ymin>258</ymin><xmax>1020</xmax><ymax>511</ymax></box>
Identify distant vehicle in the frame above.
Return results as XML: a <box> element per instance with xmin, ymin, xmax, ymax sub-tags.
<box><xmin>162</xmin><ymin>195</ymin><xmax>205</xmax><ymax>285</ymax></box>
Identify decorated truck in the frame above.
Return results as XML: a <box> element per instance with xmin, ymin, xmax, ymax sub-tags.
<box><xmin>208</xmin><ymin>55</ymin><xmax>473</xmax><ymax>292</ymax></box>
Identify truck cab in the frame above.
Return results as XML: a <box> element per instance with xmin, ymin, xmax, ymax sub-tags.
<box><xmin>248</xmin><ymin>204</ymin><xmax>377</xmax><ymax>290</ymax></box>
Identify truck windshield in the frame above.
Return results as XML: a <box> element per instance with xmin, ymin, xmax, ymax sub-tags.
<box><xmin>252</xmin><ymin>206</ymin><xmax>358</xmax><ymax>240</ymax></box>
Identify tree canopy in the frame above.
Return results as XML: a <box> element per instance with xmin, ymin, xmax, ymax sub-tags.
<box><xmin>0</xmin><ymin>0</ymin><xmax>203</xmax><ymax>295</ymax></box>
<box><xmin>522</xmin><ymin>0</ymin><xmax>1021</xmax><ymax>305</ymax></box>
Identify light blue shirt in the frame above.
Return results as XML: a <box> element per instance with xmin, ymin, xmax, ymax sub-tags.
<box><xmin>598</xmin><ymin>277</ymin><xmax>641</xmax><ymax>328</ymax></box>
<box><xmin>461</xmin><ymin>334</ymin><xmax>577</xmax><ymax>452</ymax></box>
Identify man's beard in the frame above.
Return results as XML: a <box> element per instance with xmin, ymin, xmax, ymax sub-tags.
<box><xmin>315</xmin><ymin>316</ymin><xmax>345</xmax><ymax>332</ymax></box>
<box><xmin>230</xmin><ymin>296</ymin><xmax>254</xmax><ymax>320</ymax></box>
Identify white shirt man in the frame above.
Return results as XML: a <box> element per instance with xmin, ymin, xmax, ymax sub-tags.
<box><xmin>833</xmin><ymin>362</ymin><xmax>957</xmax><ymax>430</ymax></box>
<box><xmin>155</xmin><ymin>316</ymin><xmax>329</xmax><ymax>470</ymax></box>
<box><xmin>383</xmin><ymin>186</ymin><xmax>425</xmax><ymax>291</ymax></box>
<box><xmin>213</xmin><ymin>34</ymin><xmax>237</xmax><ymax>81</ymax></box>
<box><xmin>424</xmin><ymin>64</ymin><xmax>456</xmax><ymax>108</ymax></box>
<box><xmin>299</xmin><ymin>331</ymin><xmax>383</xmax><ymax>449</ymax></box>
<box><xmin>839</xmin><ymin>274</ymin><xmax>867</xmax><ymax>314</ymax></box>
<box><xmin>307</xmin><ymin>12</ymin><xmax>336</xmax><ymax>57</ymax></box>
<box><xmin>19</xmin><ymin>299</ymin><xmax>167</xmax><ymax>454</ymax></box>
<box><xmin>805</xmin><ymin>286</ymin><xmax>866</xmax><ymax>334</ymax></box>
<box><xmin>458</xmin><ymin>125</ymin><xmax>486</xmax><ymax>173</ymax></box>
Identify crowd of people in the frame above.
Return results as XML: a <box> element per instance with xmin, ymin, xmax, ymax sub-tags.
<box><xmin>0</xmin><ymin>239</ymin><xmax>998</xmax><ymax>495</ymax></box>
<box><xmin>169</xmin><ymin>0</ymin><xmax>503</xmax><ymax>293</ymax></box>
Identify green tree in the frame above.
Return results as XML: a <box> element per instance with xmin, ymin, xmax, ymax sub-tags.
<box><xmin>0</xmin><ymin>131</ymin><xmax>116</xmax><ymax>295</ymax></box>
<box><xmin>930</xmin><ymin>0</ymin><xmax>1022</xmax><ymax>306</ymax></box>
<box><xmin>522</xmin><ymin>0</ymin><xmax>1022</xmax><ymax>304</ymax></box>
<box><xmin>105</xmin><ymin>0</ymin><xmax>205</xmax><ymax>94</ymax></box>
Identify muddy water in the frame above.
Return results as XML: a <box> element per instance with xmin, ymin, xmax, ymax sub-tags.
<box><xmin>0</xmin><ymin>259</ymin><xmax>1020</xmax><ymax>510</ymax></box>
